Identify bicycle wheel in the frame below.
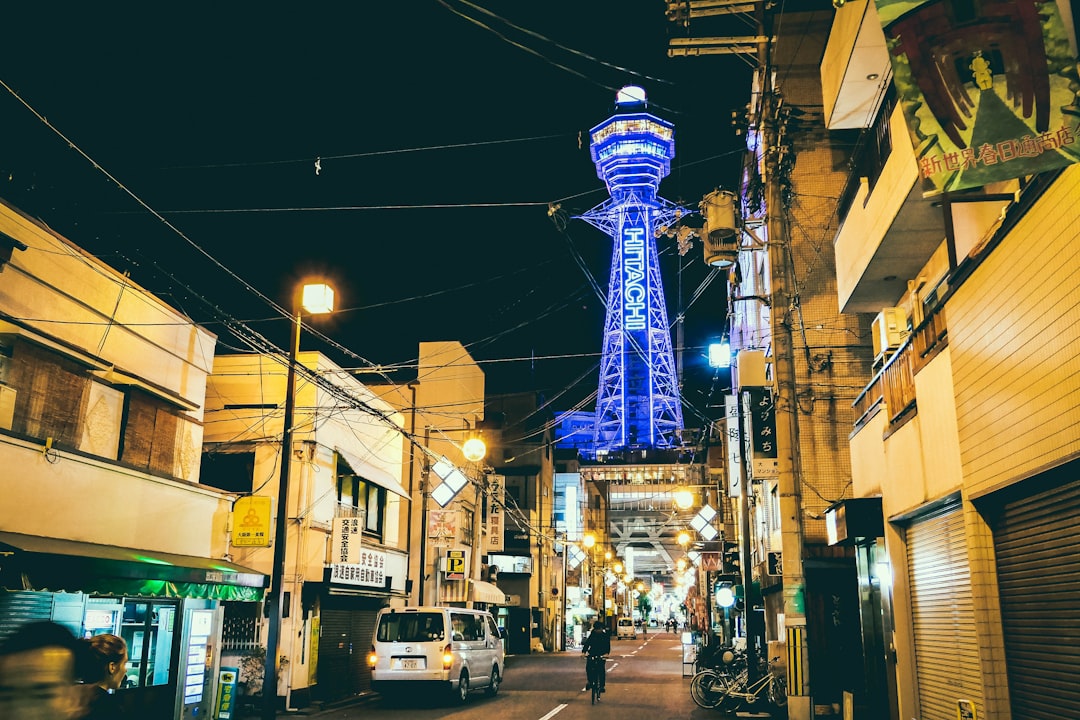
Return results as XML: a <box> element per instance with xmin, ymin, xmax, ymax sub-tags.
<box><xmin>592</xmin><ymin>678</ymin><xmax>601</xmax><ymax>704</ymax></box>
<box><xmin>690</xmin><ymin>670</ymin><xmax>728</xmax><ymax>709</ymax></box>
<box><xmin>769</xmin><ymin>674</ymin><xmax>787</xmax><ymax>707</ymax></box>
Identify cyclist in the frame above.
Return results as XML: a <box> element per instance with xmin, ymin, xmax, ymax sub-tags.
<box><xmin>581</xmin><ymin>620</ymin><xmax>611</xmax><ymax>693</ymax></box>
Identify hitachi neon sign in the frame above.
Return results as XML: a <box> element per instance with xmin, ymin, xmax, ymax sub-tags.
<box><xmin>623</xmin><ymin>225</ymin><xmax>646</xmax><ymax>331</ymax></box>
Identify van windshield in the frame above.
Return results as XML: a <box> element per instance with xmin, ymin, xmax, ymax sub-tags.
<box><xmin>376</xmin><ymin>612</ymin><xmax>445</xmax><ymax>642</ymax></box>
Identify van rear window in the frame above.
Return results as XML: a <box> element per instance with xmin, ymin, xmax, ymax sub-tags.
<box><xmin>376</xmin><ymin>612</ymin><xmax>445</xmax><ymax>642</ymax></box>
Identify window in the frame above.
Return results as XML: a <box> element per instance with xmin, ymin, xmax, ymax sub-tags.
<box><xmin>200</xmin><ymin>450</ymin><xmax>256</xmax><ymax>493</ymax></box>
<box><xmin>336</xmin><ymin>456</ymin><xmax>387</xmax><ymax>541</ymax></box>
<box><xmin>7</xmin><ymin>339</ymin><xmax>88</xmax><ymax>448</ymax></box>
<box><xmin>377</xmin><ymin>612</ymin><xmax>444</xmax><ymax>642</ymax></box>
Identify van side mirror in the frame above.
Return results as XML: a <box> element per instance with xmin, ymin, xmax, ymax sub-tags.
<box><xmin>498</xmin><ymin>627</ymin><xmax>508</xmax><ymax>639</ymax></box>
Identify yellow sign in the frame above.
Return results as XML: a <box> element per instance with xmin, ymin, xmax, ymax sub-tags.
<box><xmin>444</xmin><ymin>549</ymin><xmax>467</xmax><ymax>580</ymax></box>
<box><xmin>232</xmin><ymin>496</ymin><xmax>271</xmax><ymax>547</ymax></box>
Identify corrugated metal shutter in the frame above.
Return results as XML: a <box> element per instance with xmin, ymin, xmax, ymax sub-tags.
<box><xmin>318</xmin><ymin>596</ymin><xmax>382</xmax><ymax>701</ymax></box>
<box><xmin>319</xmin><ymin>608</ymin><xmax>353</xmax><ymax>702</ymax></box>
<box><xmin>992</xmin><ymin>477</ymin><xmax>1080</xmax><ymax>719</ymax></box>
<box><xmin>907</xmin><ymin>506</ymin><xmax>984</xmax><ymax>719</ymax></box>
<box><xmin>0</xmin><ymin>591</ymin><xmax>54</xmax><ymax>642</ymax></box>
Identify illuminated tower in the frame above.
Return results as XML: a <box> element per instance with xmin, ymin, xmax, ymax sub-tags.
<box><xmin>578</xmin><ymin>86</ymin><xmax>684</xmax><ymax>451</ymax></box>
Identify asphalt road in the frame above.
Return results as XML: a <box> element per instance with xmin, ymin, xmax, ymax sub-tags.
<box><xmin>307</xmin><ymin>628</ymin><xmax>715</xmax><ymax>720</ymax></box>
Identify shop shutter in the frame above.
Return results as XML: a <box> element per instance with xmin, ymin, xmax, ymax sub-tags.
<box><xmin>0</xmin><ymin>591</ymin><xmax>53</xmax><ymax>642</ymax></box>
<box><xmin>318</xmin><ymin>596</ymin><xmax>382</xmax><ymax>701</ymax></box>
<box><xmin>350</xmin><ymin>608</ymin><xmax>377</xmax><ymax>692</ymax></box>
<box><xmin>992</xmin><ymin>477</ymin><xmax>1080</xmax><ymax>719</ymax></box>
<box><xmin>318</xmin><ymin>609</ymin><xmax>353</xmax><ymax>702</ymax></box>
<box><xmin>907</xmin><ymin>506</ymin><xmax>984</xmax><ymax>719</ymax></box>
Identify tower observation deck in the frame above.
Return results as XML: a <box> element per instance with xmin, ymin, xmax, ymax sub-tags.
<box><xmin>578</xmin><ymin>87</ymin><xmax>685</xmax><ymax>453</ymax></box>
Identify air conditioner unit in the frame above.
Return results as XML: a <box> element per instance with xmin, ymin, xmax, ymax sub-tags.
<box><xmin>872</xmin><ymin>307</ymin><xmax>908</xmax><ymax>362</ymax></box>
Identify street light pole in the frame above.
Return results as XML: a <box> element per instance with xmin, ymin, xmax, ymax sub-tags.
<box><xmin>262</xmin><ymin>301</ymin><xmax>301</xmax><ymax>720</ymax></box>
<box><xmin>263</xmin><ymin>284</ymin><xmax>333</xmax><ymax>720</ymax></box>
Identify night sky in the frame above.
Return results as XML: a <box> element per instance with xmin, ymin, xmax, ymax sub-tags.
<box><xmin>0</xmin><ymin>2</ymin><xmax>752</xmax><ymax>423</ymax></box>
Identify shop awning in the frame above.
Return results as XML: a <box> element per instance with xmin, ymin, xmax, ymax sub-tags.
<box><xmin>0</xmin><ymin>531</ymin><xmax>266</xmax><ymax>602</ymax></box>
<box><xmin>335</xmin><ymin>446</ymin><xmax>411</xmax><ymax>499</ymax></box>
<box><xmin>468</xmin><ymin>579</ymin><xmax>506</xmax><ymax>605</ymax></box>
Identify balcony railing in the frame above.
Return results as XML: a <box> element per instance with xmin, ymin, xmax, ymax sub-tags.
<box><xmin>852</xmin><ymin>305</ymin><xmax>948</xmax><ymax>432</ymax></box>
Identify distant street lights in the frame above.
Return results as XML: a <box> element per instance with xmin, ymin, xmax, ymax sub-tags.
<box><xmin>263</xmin><ymin>282</ymin><xmax>334</xmax><ymax>720</ymax></box>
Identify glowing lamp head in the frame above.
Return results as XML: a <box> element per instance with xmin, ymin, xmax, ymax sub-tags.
<box><xmin>677</xmin><ymin>530</ymin><xmax>691</xmax><ymax>547</ymax></box>
<box><xmin>301</xmin><ymin>283</ymin><xmax>335</xmax><ymax>315</ymax></box>
<box><xmin>674</xmin><ymin>488</ymin><xmax>694</xmax><ymax>509</ymax></box>
<box><xmin>716</xmin><ymin>584</ymin><xmax>736</xmax><ymax>608</ymax></box>
<box><xmin>462</xmin><ymin>436</ymin><xmax>486</xmax><ymax>463</ymax></box>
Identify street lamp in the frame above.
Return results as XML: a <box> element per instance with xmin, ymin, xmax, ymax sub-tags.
<box><xmin>263</xmin><ymin>282</ymin><xmax>334</xmax><ymax>720</ymax></box>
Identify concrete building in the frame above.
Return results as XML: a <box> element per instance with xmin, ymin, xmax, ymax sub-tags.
<box><xmin>201</xmin><ymin>351</ymin><xmax>409</xmax><ymax>707</ymax></box>
<box><xmin>0</xmin><ymin>197</ymin><xmax>262</xmax><ymax>719</ymax></box>
<box><xmin>822</xmin><ymin>1</ymin><xmax>1080</xmax><ymax>718</ymax></box>
<box><xmin>483</xmin><ymin>391</ymin><xmax>558</xmax><ymax>653</ymax></box>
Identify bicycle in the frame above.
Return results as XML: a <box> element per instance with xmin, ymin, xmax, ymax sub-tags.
<box><xmin>690</xmin><ymin>666</ymin><xmax>744</xmax><ymax>708</ymax></box>
<box><xmin>585</xmin><ymin>654</ymin><xmax>608</xmax><ymax>704</ymax></box>
<box><xmin>718</xmin><ymin>659</ymin><xmax>787</xmax><ymax>716</ymax></box>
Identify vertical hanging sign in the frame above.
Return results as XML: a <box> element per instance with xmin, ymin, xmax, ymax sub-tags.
<box><xmin>873</xmin><ymin>0</ymin><xmax>1080</xmax><ymax>194</ymax></box>
<box><xmin>725</xmin><ymin>395</ymin><xmax>742</xmax><ymax>497</ymax></box>
<box><xmin>748</xmin><ymin>388</ymin><xmax>778</xmax><ymax>479</ymax></box>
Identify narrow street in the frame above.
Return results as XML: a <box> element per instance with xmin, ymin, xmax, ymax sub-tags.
<box><xmin>307</xmin><ymin>629</ymin><xmax>713</xmax><ymax>720</ymax></box>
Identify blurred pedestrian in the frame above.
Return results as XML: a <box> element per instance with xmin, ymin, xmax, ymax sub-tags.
<box><xmin>76</xmin><ymin>634</ymin><xmax>129</xmax><ymax>720</ymax></box>
<box><xmin>0</xmin><ymin>620</ymin><xmax>84</xmax><ymax>720</ymax></box>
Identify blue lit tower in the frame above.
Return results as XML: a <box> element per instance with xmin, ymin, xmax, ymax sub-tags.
<box><xmin>578</xmin><ymin>86</ymin><xmax>684</xmax><ymax>451</ymax></box>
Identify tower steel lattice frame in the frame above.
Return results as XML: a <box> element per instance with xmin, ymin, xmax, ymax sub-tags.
<box><xmin>576</xmin><ymin>94</ymin><xmax>687</xmax><ymax>452</ymax></box>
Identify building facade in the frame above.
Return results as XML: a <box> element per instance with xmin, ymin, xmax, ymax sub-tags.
<box><xmin>202</xmin><ymin>351</ymin><xmax>409</xmax><ymax>707</ymax></box>
<box><xmin>823</xmin><ymin>0</ymin><xmax>1080</xmax><ymax>717</ymax></box>
<box><xmin>0</xmin><ymin>198</ymin><xmax>264</xmax><ymax>720</ymax></box>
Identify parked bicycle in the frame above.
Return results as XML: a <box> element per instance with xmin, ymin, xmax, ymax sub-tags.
<box><xmin>690</xmin><ymin>653</ymin><xmax>786</xmax><ymax>715</ymax></box>
<box><xmin>689</xmin><ymin>646</ymin><xmax>747</xmax><ymax>709</ymax></box>
<box><xmin>716</xmin><ymin>657</ymin><xmax>786</xmax><ymax>715</ymax></box>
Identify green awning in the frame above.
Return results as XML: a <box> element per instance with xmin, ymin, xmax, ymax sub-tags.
<box><xmin>0</xmin><ymin>531</ymin><xmax>266</xmax><ymax>602</ymax></box>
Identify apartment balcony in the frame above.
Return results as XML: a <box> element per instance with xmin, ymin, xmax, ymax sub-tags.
<box><xmin>852</xmin><ymin>305</ymin><xmax>948</xmax><ymax>434</ymax></box>
<box><xmin>835</xmin><ymin>99</ymin><xmax>948</xmax><ymax>314</ymax></box>
<box><xmin>821</xmin><ymin>0</ymin><xmax>892</xmax><ymax>131</ymax></box>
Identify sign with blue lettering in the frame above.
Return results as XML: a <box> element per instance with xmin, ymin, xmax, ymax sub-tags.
<box><xmin>622</xmin><ymin>222</ymin><xmax>647</xmax><ymax>332</ymax></box>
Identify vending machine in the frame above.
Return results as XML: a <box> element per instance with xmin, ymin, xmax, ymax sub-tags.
<box><xmin>175</xmin><ymin>604</ymin><xmax>224</xmax><ymax>719</ymax></box>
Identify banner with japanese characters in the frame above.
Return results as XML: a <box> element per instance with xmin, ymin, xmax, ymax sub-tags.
<box><xmin>874</xmin><ymin>0</ymin><xmax>1080</xmax><ymax>194</ymax></box>
<box><xmin>330</xmin><ymin>547</ymin><xmax>387</xmax><ymax>588</ymax></box>
<box><xmin>747</xmin><ymin>388</ymin><xmax>778</xmax><ymax>479</ymax></box>
<box><xmin>330</xmin><ymin>516</ymin><xmax>361</xmax><ymax>565</ymax></box>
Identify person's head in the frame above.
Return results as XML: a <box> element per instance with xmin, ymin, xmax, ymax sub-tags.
<box><xmin>77</xmin><ymin>634</ymin><xmax>128</xmax><ymax>690</ymax></box>
<box><xmin>593</xmin><ymin>620</ymin><xmax>605</xmax><ymax>631</ymax></box>
<box><xmin>0</xmin><ymin>621</ymin><xmax>83</xmax><ymax>720</ymax></box>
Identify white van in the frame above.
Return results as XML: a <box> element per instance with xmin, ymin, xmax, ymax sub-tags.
<box><xmin>368</xmin><ymin>606</ymin><xmax>506</xmax><ymax>702</ymax></box>
<box><xmin>616</xmin><ymin>616</ymin><xmax>636</xmax><ymax>639</ymax></box>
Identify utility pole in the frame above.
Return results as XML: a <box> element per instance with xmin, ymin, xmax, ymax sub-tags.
<box><xmin>762</xmin><ymin>40</ymin><xmax>811</xmax><ymax>720</ymax></box>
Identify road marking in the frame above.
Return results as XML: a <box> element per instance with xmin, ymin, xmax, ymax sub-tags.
<box><xmin>539</xmin><ymin>703</ymin><xmax>568</xmax><ymax>719</ymax></box>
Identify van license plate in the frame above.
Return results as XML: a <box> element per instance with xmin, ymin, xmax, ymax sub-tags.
<box><xmin>400</xmin><ymin>658</ymin><xmax>420</xmax><ymax>670</ymax></box>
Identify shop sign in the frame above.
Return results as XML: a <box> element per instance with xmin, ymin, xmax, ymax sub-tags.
<box><xmin>331</xmin><ymin>517</ymin><xmax>361</xmax><ymax>565</ymax></box>
<box><xmin>215</xmin><ymin>667</ymin><xmax>238</xmax><ymax>719</ymax></box>
<box><xmin>871</xmin><ymin>0</ymin><xmax>1079</xmax><ymax>194</ymax></box>
<box><xmin>748</xmin><ymin>388</ymin><xmax>778</xmax><ymax>479</ymax></box>
<box><xmin>232</xmin><ymin>496</ymin><xmax>271</xmax><ymax>547</ymax></box>
<box><xmin>331</xmin><ymin>547</ymin><xmax>387</xmax><ymax>587</ymax></box>
<box><xmin>443</xmin><ymin>548</ymin><xmax>467</xmax><ymax>580</ymax></box>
